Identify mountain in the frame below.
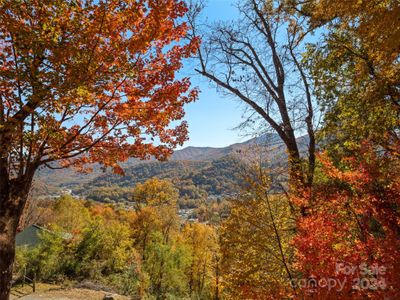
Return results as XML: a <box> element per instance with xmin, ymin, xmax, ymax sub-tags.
<box><xmin>170</xmin><ymin>133</ymin><xmax>282</xmax><ymax>161</ymax></box>
<box><xmin>71</xmin><ymin>155</ymin><xmax>245</xmax><ymax>203</ymax></box>
<box><xmin>35</xmin><ymin>133</ymin><xmax>280</xmax><ymax>185</ymax></box>
<box><xmin>34</xmin><ymin>133</ymin><xmax>307</xmax><ymax>202</ymax></box>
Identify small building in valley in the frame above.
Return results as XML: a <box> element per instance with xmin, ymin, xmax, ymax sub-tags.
<box><xmin>15</xmin><ymin>224</ymin><xmax>46</xmax><ymax>248</ymax></box>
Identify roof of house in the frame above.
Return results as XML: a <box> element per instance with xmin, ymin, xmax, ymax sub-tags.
<box><xmin>15</xmin><ymin>224</ymin><xmax>45</xmax><ymax>247</ymax></box>
<box><xmin>16</xmin><ymin>224</ymin><xmax>72</xmax><ymax>247</ymax></box>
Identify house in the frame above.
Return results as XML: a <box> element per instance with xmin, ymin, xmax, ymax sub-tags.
<box><xmin>16</xmin><ymin>224</ymin><xmax>72</xmax><ymax>248</ymax></box>
<box><xmin>15</xmin><ymin>224</ymin><xmax>46</xmax><ymax>248</ymax></box>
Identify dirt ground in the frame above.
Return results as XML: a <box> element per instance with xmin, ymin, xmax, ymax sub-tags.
<box><xmin>11</xmin><ymin>283</ymin><xmax>130</xmax><ymax>300</ymax></box>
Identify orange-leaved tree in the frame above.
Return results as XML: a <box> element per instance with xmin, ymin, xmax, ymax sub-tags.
<box><xmin>293</xmin><ymin>143</ymin><xmax>400</xmax><ymax>299</ymax></box>
<box><xmin>0</xmin><ymin>0</ymin><xmax>198</xmax><ymax>297</ymax></box>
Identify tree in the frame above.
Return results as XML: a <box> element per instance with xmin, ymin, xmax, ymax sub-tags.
<box><xmin>143</xmin><ymin>231</ymin><xmax>191</xmax><ymax>298</ymax></box>
<box><xmin>132</xmin><ymin>178</ymin><xmax>180</xmax><ymax>244</ymax></box>
<box><xmin>181</xmin><ymin>223</ymin><xmax>219</xmax><ymax>299</ymax></box>
<box><xmin>275</xmin><ymin>2</ymin><xmax>400</xmax><ymax>298</ymax></box>
<box><xmin>74</xmin><ymin>217</ymin><xmax>134</xmax><ymax>278</ymax></box>
<box><xmin>289</xmin><ymin>0</ymin><xmax>400</xmax><ymax>157</ymax></box>
<box><xmin>293</xmin><ymin>144</ymin><xmax>400</xmax><ymax>299</ymax></box>
<box><xmin>132</xmin><ymin>178</ymin><xmax>179</xmax><ymax>211</ymax></box>
<box><xmin>220</xmin><ymin>160</ymin><xmax>296</xmax><ymax>299</ymax></box>
<box><xmin>297</xmin><ymin>0</ymin><xmax>400</xmax><ymax>78</ymax></box>
<box><xmin>49</xmin><ymin>195</ymin><xmax>91</xmax><ymax>233</ymax></box>
<box><xmin>188</xmin><ymin>0</ymin><xmax>317</xmax><ymax>192</ymax></box>
<box><xmin>0</xmin><ymin>0</ymin><xmax>197</xmax><ymax>297</ymax></box>
<box><xmin>130</xmin><ymin>178</ymin><xmax>190</xmax><ymax>298</ymax></box>
<box><xmin>16</xmin><ymin>199</ymin><xmax>141</xmax><ymax>293</ymax></box>
<box><xmin>130</xmin><ymin>178</ymin><xmax>180</xmax><ymax>279</ymax></box>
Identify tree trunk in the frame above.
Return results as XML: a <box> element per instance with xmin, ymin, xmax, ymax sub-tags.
<box><xmin>0</xmin><ymin>165</ymin><xmax>33</xmax><ymax>300</ymax></box>
<box><xmin>286</xmin><ymin>144</ymin><xmax>309</xmax><ymax>217</ymax></box>
<box><xmin>288</xmin><ymin>153</ymin><xmax>304</xmax><ymax>189</ymax></box>
<box><xmin>0</xmin><ymin>208</ymin><xmax>19</xmax><ymax>300</ymax></box>
<box><xmin>285</xmin><ymin>135</ymin><xmax>305</xmax><ymax>189</ymax></box>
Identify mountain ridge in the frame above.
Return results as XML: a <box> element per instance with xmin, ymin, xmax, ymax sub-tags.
<box><xmin>35</xmin><ymin>133</ymin><xmax>307</xmax><ymax>200</ymax></box>
<box><xmin>170</xmin><ymin>132</ymin><xmax>282</xmax><ymax>161</ymax></box>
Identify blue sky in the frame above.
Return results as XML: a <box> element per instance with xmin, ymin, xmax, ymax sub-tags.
<box><xmin>178</xmin><ymin>0</ymin><xmax>248</xmax><ymax>149</ymax></box>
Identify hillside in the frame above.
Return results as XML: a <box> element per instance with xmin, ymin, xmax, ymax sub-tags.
<box><xmin>69</xmin><ymin>155</ymin><xmax>245</xmax><ymax>203</ymax></box>
<box><xmin>34</xmin><ymin>133</ymin><xmax>307</xmax><ymax>202</ymax></box>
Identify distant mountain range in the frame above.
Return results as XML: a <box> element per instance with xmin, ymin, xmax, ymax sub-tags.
<box><xmin>34</xmin><ymin>133</ymin><xmax>308</xmax><ymax>201</ymax></box>
<box><xmin>170</xmin><ymin>133</ymin><xmax>282</xmax><ymax>161</ymax></box>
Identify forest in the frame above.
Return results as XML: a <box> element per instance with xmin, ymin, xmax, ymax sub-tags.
<box><xmin>74</xmin><ymin>155</ymin><xmax>245</xmax><ymax>203</ymax></box>
<box><xmin>16</xmin><ymin>180</ymin><xmax>222</xmax><ymax>299</ymax></box>
<box><xmin>0</xmin><ymin>0</ymin><xmax>399</xmax><ymax>299</ymax></box>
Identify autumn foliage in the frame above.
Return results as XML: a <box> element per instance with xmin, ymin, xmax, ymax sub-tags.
<box><xmin>15</xmin><ymin>179</ymin><xmax>220</xmax><ymax>299</ymax></box>
<box><xmin>0</xmin><ymin>0</ymin><xmax>198</xmax><ymax>298</ymax></box>
<box><xmin>293</xmin><ymin>143</ymin><xmax>400</xmax><ymax>299</ymax></box>
<box><xmin>2</xmin><ymin>0</ymin><xmax>399</xmax><ymax>299</ymax></box>
<box><xmin>220</xmin><ymin>161</ymin><xmax>296</xmax><ymax>299</ymax></box>
<box><xmin>0</xmin><ymin>0</ymin><xmax>198</xmax><ymax>172</ymax></box>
